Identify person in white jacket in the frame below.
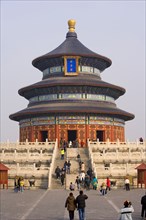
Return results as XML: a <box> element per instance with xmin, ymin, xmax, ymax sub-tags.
<box><xmin>119</xmin><ymin>200</ymin><xmax>134</xmax><ymax>220</ymax></box>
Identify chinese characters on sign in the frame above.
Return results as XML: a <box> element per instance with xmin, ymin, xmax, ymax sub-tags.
<box><xmin>67</xmin><ymin>58</ymin><xmax>76</xmax><ymax>72</ymax></box>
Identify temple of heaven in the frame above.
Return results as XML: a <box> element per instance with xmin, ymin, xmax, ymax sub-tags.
<box><xmin>9</xmin><ymin>19</ymin><xmax>135</xmax><ymax>145</ymax></box>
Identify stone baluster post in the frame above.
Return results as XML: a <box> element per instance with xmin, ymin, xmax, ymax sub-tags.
<box><xmin>103</xmin><ymin>149</ymin><xmax>106</xmax><ymax>160</ymax></box>
<box><xmin>35</xmin><ymin>139</ymin><xmax>38</xmax><ymax>147</ymax></box>
<box><xmin>25</xmin><ymin>139</ymin><xmax>28</xmax><ymax>147</ymax></box>
<box><xmin>27</xmin><ymin>149</ymin><xmax>30</xmax><ymax>161</ymax></box>
<box><xmin>2</xmin><ymin>149</ymin><xmax>5</xmax><ymax>161</ymax></box>
<box><xmin>141</xmin><ymin>147</ymin><xmax>144</xmax><ymax>160</ymax></box>
<box><xmin>16</xmin><ymin>163</ymin><xmax>19</xmax><ymax>175</ymax></box>
<box><xmin>106</xmin><ymin>138</ymin><xmax>110</xmax><ymax>148</ymax></box>
<box><xmin>33</xmin><ymin>163</ymin><xmax>36</xmax><ymax>175</ymax></box>
<box><xmin>126</xmin><ymin>162</ymin><xmax>129</xmax><ymax>175</ymax></box>
<box><xmin>45</xmin><ymin>138</ymin><xmax>48</xmax><ymax>144</ymax></box>
<box><xmin>128</xmin><ymin>148</ymin><xmax>131</xmax><ymax>161</ymax></box>
<box><xmin>16</xmin><ymin>140</ymin><xmax>19</xmax><ymax>148</ymax></box>
<box><xmin>116</xmin><ymin>148</ymin><xmax>119</xmax><ymax>161</ymax></box>
<box><xmin>14</xmin><ymin>149</ymin><xmax>17</xmax><ymax>161</ymax></box>
<box><xmin>116</xmin><ymin>139</ymin><xmax>120</xmax><ymax>148</ymax></box>
<box><xmin>7</xmin><ymin>139</ymin><xmax>9</xmax><ymax>148</ymax></box>
<box><xmin>40</xmin><ymin>149</ymin><xmax>42</xmax><ymax>161</ymax></box>
<box><xmin>109</xmin><ymin>163</ymin><xmax>112</xmax><ymax>175</ymax></box>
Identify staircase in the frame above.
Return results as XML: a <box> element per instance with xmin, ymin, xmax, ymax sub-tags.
<box><xmin>65</xmin><ymin>147</ymin><xmax>91</xmax><ymax>189</ymax></box>
<box><xmin>50</xmin><ymin>147</ymin><xmax>91</xmax><ymax>190</ymax></box>
<box><xmin>78</xmin><ymin>148</ymin><xmax>91</xmax><ymax>172</ymax></box>
<box><xmin>50</xmin><ymin>148</ymin><xmax>67</xmax><ymax>189</ymax></box>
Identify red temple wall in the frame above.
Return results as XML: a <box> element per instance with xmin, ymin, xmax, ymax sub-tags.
<box><xmin>20</xmin><ymin>124</ymin><xmax>125</xmax><ymax>145</ymax></box>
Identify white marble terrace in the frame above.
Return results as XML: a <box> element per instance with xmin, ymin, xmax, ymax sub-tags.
<box><xmin>88</xmin><ymin>139</ymin><xmax>146</xmax><ymax>186</ymax></box>
<box><xmin>0</xmin><ymin>139</ymin><xmax>145</xmax><ymax>188</ymax></box>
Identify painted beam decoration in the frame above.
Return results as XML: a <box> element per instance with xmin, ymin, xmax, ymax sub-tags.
<box><xmin>64</xmin><ymin>56</ymin><xmax>79</xmax><ymax>76</ymax></box>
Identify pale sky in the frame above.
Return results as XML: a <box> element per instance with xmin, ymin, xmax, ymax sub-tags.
<box><xmin>1</xmin><ymin>1</ymin><xmax>145</xmax><ymax>142</ymax></box>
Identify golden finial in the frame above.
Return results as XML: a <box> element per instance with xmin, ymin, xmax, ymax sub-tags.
<box><xmin>68</xmin><ymin>19</ymin><xmax>76</xmax><ymax>32</ymax></box>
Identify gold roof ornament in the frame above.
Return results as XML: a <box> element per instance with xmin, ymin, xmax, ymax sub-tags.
<box><xmin>68</xmin><ymin>19</ymin><xmax>76</xmax><ymax>32</ymax></box>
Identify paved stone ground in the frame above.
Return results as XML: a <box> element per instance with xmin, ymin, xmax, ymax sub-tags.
<box><xmin>0</xmin><ymin>188</ymin><xmax>145</xmax><ymax>220</ymax></box>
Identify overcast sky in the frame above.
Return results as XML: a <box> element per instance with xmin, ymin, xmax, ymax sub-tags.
<box><xmin>1</xmin><ymin>1</ymin><xmax>145</xmax><ymax>142</ymax></box>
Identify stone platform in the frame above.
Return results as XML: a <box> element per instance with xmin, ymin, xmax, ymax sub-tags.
<box><xmin>1</xmin><ymin>188</ymin><xmax>145</xmax><ymax>220</ymax></box>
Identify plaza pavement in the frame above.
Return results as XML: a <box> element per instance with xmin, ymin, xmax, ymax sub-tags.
<box><xmin>0</xmin><ymin>187</ymin><xmax>145</xmax><ymax>220</ymax></box>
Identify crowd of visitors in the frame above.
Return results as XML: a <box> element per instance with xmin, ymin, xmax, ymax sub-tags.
<box><xmin>60</xmin><ymin>138</ymin><xmax>81</xmax><ymax>150</ymax></box>
<box><xmin>14</xmin><ymin>176</ymin><xmax>25</xmax><ymax>192</ymax></box>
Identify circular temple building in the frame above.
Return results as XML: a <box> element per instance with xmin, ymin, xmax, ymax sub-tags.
<box><xmin>9</xmin><ymin>20</ymin><xmax>134</xmax><ymax>145</ymax></box>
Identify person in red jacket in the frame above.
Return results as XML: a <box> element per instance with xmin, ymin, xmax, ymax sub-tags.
<box><xmin>106</xmin><ymin>177</ymin><xmax>111</xmax><ymax>191</ymax></box>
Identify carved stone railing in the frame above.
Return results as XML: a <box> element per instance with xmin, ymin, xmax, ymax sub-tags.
<box><xmin>87</xmin><ymin>139</ymin><xmax>146</xmax><ymax>181</ymax></box>
<box><xmin>0</xmin><ymin>139</ymin><xmax>55</xmax><ymax>163</ymax></box>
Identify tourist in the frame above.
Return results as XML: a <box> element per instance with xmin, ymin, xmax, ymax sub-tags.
<box><xmin>55</xmin><ymin>166</ymin><xmax>61</xmax><ymax>179</ymax></box>
<box><xmin>65</xmin><ymin>192</ymin><xmax>76</xmax><ymax>220</ymax></box>
<box><xmin>139</xmin><ymin>137</ymin><xmax>143</xmax><ymax>143</ymax></box>
<box><xmin>141</xmin><ymin>193</ymin><xmax>146</xmax><ymax>219</ymax></box>
<box><xmin>29</xmin><ymin>176</ymin><xmax>35</xmax><ymax>187</ymax></box>
<box><xmin>106</xmin><ymin>177</ymin><xmax>111</xmax><ymax>191</ymax></box>
<box><xmin>100</xmin><ymin>182</ymin><xmax>107</xmax><ymax>195</ymax></box>
<box><xmin>81</xmin><ymin>162</ymin><xmax>85</xmax><ymax>172</ymax></box>
<box><xmin>124</xmin><ymin>177</ymin><xmax>130</xmax><ymax>191</ymax></box>
<box><xmin>69</xmin><ymin>141</ymin><xmax>72</xmax><ymax>148</ymax></box>
<box><xmin>79</xmin><ymin>171</ymin><xmax>85</xmax><ymax>184</ymax></box>
<box><xmin>60</xmin><ymin>171</ymin><xmax>65</xmax><ymax>185</ymax></box>
<box><xmin>63</xmin><ymin>139</ymin><xmax>67</xmax><ymax>152</ymax></box>
<box><xmin>75</xmin><ymin>139</ymin><xmax>79</xmax><ymax>148</ymax></box>
<box><xmin>19</xmin><ymin>177</ymin><xmax>24</xmax><ymax>192</ymax></box>
<box><xmin>75</xmin><ymin>190</ymin><xmax>88</xmax><ymax>220</ymax></box>
<box><xmin>80</xmin><ymin>140</ymin><xmax>84</xmax><ymax>148</ymax></box>
<box><xmin>18</xmin><ymin>176</ymin><xmax>21</xmax><ymax>191</ymax></box>
<box><xmin>14</xmin><ymin>176</ymin><xmax>19</xmax><ymax>192</ymax></box>
<box><xmin>69</xmin><ymin>182</ymin><xmax>75</xmax><ymax>191</ymax></box>
<box><xmin>60</xmin><ymin>137</ymin><xmax>63</xmax><ymax>148</ymax></box>
<box><xmin>84</xmin><ymin>175</ymin><xmax>90</xmax><ymax>190</ymax></box>
<box><xmin>91</xmin><ymin>176</ymin><xmax>98</xmax><ymax>190</ymax></box>
<box><xmin>64</xmin><ymin>161</ymin><xmax>68</xmax><ymax>173</ymax></box>
<box><xmin>75</xmin><ymin>176</ymin><xmax>81</xmax><ymax>190</ymax></box>
<box><xmin>119</xmin><ymin>200</ymin><xmax>134</xmax><ymax>220</ymax></box>
<box><xmin>79</xmin><ymin>160</ymin><xmax>82</xmax><ymax>170</ymax></box>
<box><xmin>67</xmin><ymin>160</ymin><xmax>71</xmax><ymax>174</ymax></box>
<box><xmin>87</xmin><ymin>167</ymin><xmax>93</xmax><ymax>181</ymax></box>
<box><xmin>60</xmin><ymin>148</ymin><xmax>65</xmax><ymax>160</ymax></box>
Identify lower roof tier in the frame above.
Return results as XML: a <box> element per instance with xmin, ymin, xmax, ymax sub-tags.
<box><xmin>9</xmin><ymin>101</ymin><xmax>134</xmax><ymax>122</ymax></box>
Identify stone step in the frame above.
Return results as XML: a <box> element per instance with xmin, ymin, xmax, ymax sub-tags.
<box><xmin>50</xmin><ymin>147</ymin><xmax>92</xmax><ymax>189</ymax></box>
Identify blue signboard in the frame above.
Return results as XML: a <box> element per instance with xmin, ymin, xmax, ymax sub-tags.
<box><xmin>67</xmin><ymin>58</ymin><xmax>76</xmax><ymax>72</ymax></box>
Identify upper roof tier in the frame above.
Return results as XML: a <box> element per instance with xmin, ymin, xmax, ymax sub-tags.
<box><xmin>32</xmin><ymin>19</ymin><xmax>112</xmax><ymax>72</ymax></box>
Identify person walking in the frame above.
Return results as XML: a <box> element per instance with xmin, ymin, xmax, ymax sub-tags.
<box><xmin>81</xmin><ymin>162</ymin><xmax>85</xmax><ymax>172</ymax></box>
<box><xmin>14</xmin><ymin>176</ymin><xmax>19</xmax><ymax>192</ymax></box>
<box><xmin>119</xmin><ymin>200</ymin><xmax>134</xmax><ymax>220</ymax></box>
<box><xmin>60</xmin><ymin>171</ymin><xmax>65</xmax><ymax>186</ymax></box>
<box><xmin>124</xmin><ymin>177</ymin><xmax>130</xmax><ymax>191</ymax></box>
<box><xmin>65</xmin><ymin>192</ymin><xmax>76</xmax><ymax>220</ymax></box>
<box><xmin>141</xmin><ymin>193</ymin><xmax>146</xmax><ymax>219</ymax></box>
<box><xmin>67</xmin><ymin>160</ymin><xmax>71</xmax><ymax>174</ymax></box>
<box><xmin>75</xmin><ymin>176</ymin><xmax>81</xmax><ymax>190</ymax></box>
<box><xmin>75</xmin><ymin>190</ymin><xmax>88</xmax><ymax>220</ymax></box>
<box><xmin>91</xmin><ymin>176</ymin><xmax>98</xmax><ymax>190</ymax></box>
<box><xmin>106</xmin><ymin>177</ymin><xmax>111</xmax><ymax>191</ymax></box>
<box><xmin>61</xmin><ymin>148</ymin><xmax>65</xmax><ymax>160</ymax></box>
<box><xmin>55</xmin><ymin>166</ymin><xmax>61</xmax><ymax>179</ymax></box>
<box><xmin>19</xmin><ymin>177</ymin><xmax>24</xmax><ymax>192</ymax></box>
<box><xmin>100</xmin><ymin>182</ymin><xmax>107</xmax><ymax>195</ymax></box>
